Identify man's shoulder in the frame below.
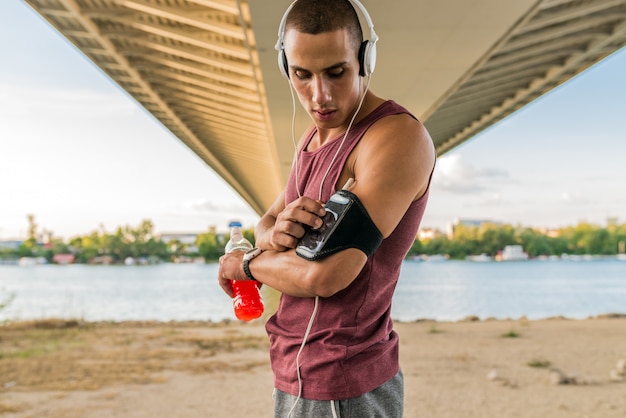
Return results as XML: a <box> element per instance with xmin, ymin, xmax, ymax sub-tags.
<box><xmin>366</xmin><ymin>107</ymin><xmax>427</xmax><ymax>142</ymax></box>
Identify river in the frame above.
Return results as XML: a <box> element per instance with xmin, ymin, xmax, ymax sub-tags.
<box><xmin>1</xmin><ymin>259</ymin><xmax>625</xmax><ymax>322</ymax></box>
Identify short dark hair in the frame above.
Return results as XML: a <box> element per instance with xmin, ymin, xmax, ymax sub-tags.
<box><xmin>285</xmin><ymin>0</ymin><xmax>364</xmax><ymax>52</ymax></box>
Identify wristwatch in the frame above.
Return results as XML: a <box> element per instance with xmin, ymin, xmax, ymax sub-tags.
<box><xmin>242</xmin><ymin>248</ymin><xmax>262</xmax><ymax>281</ymax></box>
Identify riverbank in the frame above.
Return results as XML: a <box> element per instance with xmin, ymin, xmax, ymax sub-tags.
<box><xmin>1</xmin><ymin>316</ymin><xmax>625</xmax><ymax>417</ymax></box>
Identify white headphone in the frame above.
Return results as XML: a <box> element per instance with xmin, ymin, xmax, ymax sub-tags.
<box><xmin>274</xmin><ymin>0</ymin><xmax>379</xmax><ymax>79</ymax></box>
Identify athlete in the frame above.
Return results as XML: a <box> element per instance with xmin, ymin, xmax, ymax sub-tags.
<box><xmin>218</xmin><ymin>0</ymin><xmax>436</xmax><ymax>416</ymax></box>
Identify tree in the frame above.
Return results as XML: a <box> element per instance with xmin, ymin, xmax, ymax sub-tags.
<box><xmin>406</xmin><ymin>237</ymin><xmax>423</xmax><ymax>258</ymax></box>
<box><xmin>197</xmin><ymin>231</ymin><xmax>222</xmax><ymax>261</ymax></box>
<box><xmin>25</xmin><ymin>214</ymin><xmax>38</xmax><ymax>248</ymax></box>
<box><xmin>42</xmin><ymin>239</ymin><xmax>70</xmax><ymax>262</ymax></box>
<box><xmin>69</xmin><ymin>232</ymin><xmax>102</xmax><ymax>263</ymax></box>
<box><xmin>479</xmin><ymin>224</ymin><xmax>516</xmax><ymax>255</ymax></box>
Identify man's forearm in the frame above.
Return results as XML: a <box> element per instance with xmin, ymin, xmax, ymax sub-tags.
<box><xmin>254</xmin><ymin>214</ymin><xmax>279</xmax><ymax>251</ymax></box>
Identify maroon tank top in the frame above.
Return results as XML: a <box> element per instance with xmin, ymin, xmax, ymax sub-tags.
<box><xmin>266</xmin><ymin>100</ymin><xmax>431</xmax><ymax>400</ymax></box>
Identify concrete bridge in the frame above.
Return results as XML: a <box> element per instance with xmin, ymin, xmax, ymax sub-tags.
<box><xmin>24</xmin><ymin>0</ymin><xmax>626</xmax><ymax>215</ymax></box>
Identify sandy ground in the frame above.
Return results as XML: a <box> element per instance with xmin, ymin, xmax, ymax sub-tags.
<box><xmin>1</xmin><ymin>316</ymin><xmax>625</xmax><ymax>417</ymax></box>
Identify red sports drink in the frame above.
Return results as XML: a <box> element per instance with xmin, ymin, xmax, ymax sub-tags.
<box><xmin>231</xmin><ymin>280</ymin><xmax>264</xmax><ymax>321</ymax></box>
<box><xmin>225</xmin><ymin>221</ymin><xmax>264</xmax><ymax>321</ymax></box>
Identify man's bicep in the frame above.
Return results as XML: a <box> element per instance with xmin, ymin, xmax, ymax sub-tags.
<box><xmin>352</xmin><ymin>123</ymin><xmax>434</xmax><ymax>237</ymax></box>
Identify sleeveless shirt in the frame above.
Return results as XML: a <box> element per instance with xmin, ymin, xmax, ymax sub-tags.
<box><xmin>265</xmin><ymin>100</ymin><xmax>431</xmax><ymax>400</ymax></box>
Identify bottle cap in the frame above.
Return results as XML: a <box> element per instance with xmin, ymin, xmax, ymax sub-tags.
<box><xmin>228</xmin><ymin>221</ymin><xmax>242</xmax><ymax>228</ymax></box>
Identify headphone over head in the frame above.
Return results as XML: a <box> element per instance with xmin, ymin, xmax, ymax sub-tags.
<box><xmin>274</xmin><ymin>0</ymin><xmax>379</xmax><ymax>79</ymax></box>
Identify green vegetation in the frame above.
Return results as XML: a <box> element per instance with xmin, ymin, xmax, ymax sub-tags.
<box><xmin>501</xmin><ymin>329</ymin><xmax>521</xmax><ymax>338</ymax></box>
<box><xmin>2</xmin><ymin>215</ymin><xmax>625</xmax><ymax>264</ymax></box>
<box><xmin>527</xmin><ymin>359</ymin><xmax>552</xmax><ymax>368</ymax></box>
<box><xmin>0</xmin><ymin>217</ymin><xmax>255</xmax><ymax>265</ymax></box>
<box><xmin>408</xmin><ymin>220</ymin><xmax>626</xmax><ymax>260</ymax></box>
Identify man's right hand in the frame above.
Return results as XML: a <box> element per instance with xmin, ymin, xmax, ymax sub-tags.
<box><xmin>262</xmin><ymin>196</ymin><xmax>326</xmax><ymax>252</ymax></box>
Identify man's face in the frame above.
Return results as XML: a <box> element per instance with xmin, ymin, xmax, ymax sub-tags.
<box><xmin>283</xmin><ymin>28</ymin><xmax>363</xmax><ymax>133</ymax></box>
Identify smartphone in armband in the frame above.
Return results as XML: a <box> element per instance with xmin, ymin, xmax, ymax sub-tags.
<box><xmin>296</xmin><ymin>192</ymin><xmax>353</xmax><ymax>260</ymax></box>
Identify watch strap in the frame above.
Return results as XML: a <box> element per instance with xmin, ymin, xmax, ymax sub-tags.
<box><xmin>242</xmin><ymin>248</ymin><xmax>261</xmax><ymax>281</ymax></box>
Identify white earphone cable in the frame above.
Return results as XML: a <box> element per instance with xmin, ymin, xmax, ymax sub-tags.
<box><xmin>286</xmin><ymin>75</ymin><xmax>371</xmax><ymax>417</ymax></box>
<box><xmin>316</xmin><ymin>75</ymin><xmax>371</xmax><ymax>199</ymax></box>
<box><xmin>287</xmin><ymin>80</ymin><xmax>302</xmax><ymax>198</ymax></box>
<box><xmin>287</xmin><ymin>295</ymin><xmax>319</xmax><ymax>418</ymax></box>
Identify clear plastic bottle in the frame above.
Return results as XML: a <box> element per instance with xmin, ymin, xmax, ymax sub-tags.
<box><xmin>225</xmin><ymin>221</ymin><xmax>264</xmax><ymax>321</ymax></box>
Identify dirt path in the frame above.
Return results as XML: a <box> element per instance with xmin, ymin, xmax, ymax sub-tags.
<box><xmin>1</xmin><ymin>317</ymin><xmax>625</xmax><ymax>417</ymax></box>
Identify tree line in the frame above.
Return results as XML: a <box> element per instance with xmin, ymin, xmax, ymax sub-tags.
<box><xmin>408</xmin><ymin>221</ymin><xmax>626</xmax><ymax>260</ymax></box>
<box><xmin>2</xmin><ymin>217</ymin><xmax>625</xmax><ymax>264</ymax></box>
<box><xmin>0</xmin><ymin>219</ymin><xmax>255</xmax><ymax>264</ymax></box>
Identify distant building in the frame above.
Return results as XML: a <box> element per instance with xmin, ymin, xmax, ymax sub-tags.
<box><xmin>0</xmin><ymin>240</ymin><xmax>23</xmax><ymax>250</ymax></box>
<box><xmin>536</xmin><ymin>227</ymin><xmax>560</xmax><ymax>238</ymax></box>
<box><xmin>52</xmin><ymin>254</ymin><xmax>76</xmax><ymax>265</ymax></box>
<box><xmin>158</xmin><ymin>232</ymin><xmax>201</xmax><ymax>254</ymax></box>
<box><xmin>39</xmin><ymin>229</ymin><xmax>54</xmax><ymax>245</ymax></box>
<box><xmin>417</xmin><ymin>228</ymin><xmax>441</xmax><ymax>241</ymax></box>
<box><xmin>447</xmin><ymin>218</ymin><xmax>500</xmax><ymax>239</ymax></box>
<box><xmin>91</xmin><ymin>255</ymin><xmax>114</xmax><ymax>265</ymax></box>
<box><xmin>18</xmin><ymin>257</ymin><xmax>47</xmax><ymax>266</ymax></box>
<box><xmin>498</xmin><ymin>245</ymin><xmax>529</xmax><ymax>261</ymax></box>
<box><xmin>158</xmin><ymin>233</ymin><xmax>199</xmax><ymax>245</ymax></box>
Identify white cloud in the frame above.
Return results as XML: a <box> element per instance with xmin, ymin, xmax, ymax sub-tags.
<box><xmin>560</xmin><ymin>191</ymin><xmax>592</xmax><ymax>205</ymax></box>
<box><xmin>185</xmin><ymin>198</ymin><xmax>220</xmax><ymax>213</ymax></box>
<box><xmin>181</xmin><ymin>198</ymin><xmax>259</xmax><ymax>230</ymax></box>
<box><xmin>184</xmin><ymin>198</ymin><xmax>254</xmax><ymax>215</ymax></box>
<box><xmin>432</xmin><ymin>154</ymin><xmax>509</xmax><ymax>193</ymax></box>
<box><xmin>484</xmin><ymin>193</ymin><xmax>508</xmax><ymax>207</ymax></box>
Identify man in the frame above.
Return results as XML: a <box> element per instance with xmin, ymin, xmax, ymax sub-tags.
<box><xmin>218</xmin><ymin>0</ymin><xmax>436</xmax><ymax>416</ymax></box>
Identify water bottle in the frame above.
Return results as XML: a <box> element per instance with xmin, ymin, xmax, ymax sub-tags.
<box><xmin>225</xmin><ymin>221</ymin><xmax>264</xmax><ymax>321</ymax></box>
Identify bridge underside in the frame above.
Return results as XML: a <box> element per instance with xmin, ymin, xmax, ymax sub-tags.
<box><xmin>24</xmin><ymin>0</ymin><xmax>626</xmax><ymax>215</ymax></box>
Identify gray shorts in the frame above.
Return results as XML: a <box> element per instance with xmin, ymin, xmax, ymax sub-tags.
<box><xmin>273</xmin><ymin>370</ymin><xmax>403</xmax><ymax>418</ymax></box>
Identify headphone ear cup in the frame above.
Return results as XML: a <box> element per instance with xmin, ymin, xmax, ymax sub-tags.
<box><xmin>278</xmin><ymin>48</ymin><xmax>289</xmax><ymax>79</ymax></box>
<box><xmin>358</xmin><ymin>40</ymin><xmax>377</xmax><ymax>77</ymax></box>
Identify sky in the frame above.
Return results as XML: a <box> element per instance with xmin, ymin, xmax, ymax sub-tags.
<box><xmin>1</xmin><ymin>1</ymin><xmax>625</xmax><ymax>240</ymax></box>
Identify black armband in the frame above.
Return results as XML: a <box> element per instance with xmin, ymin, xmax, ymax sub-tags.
<box><xmin>295</xmin><ymin>189</ymin><xmax>383</xmax><ymax>261</ymax></box>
